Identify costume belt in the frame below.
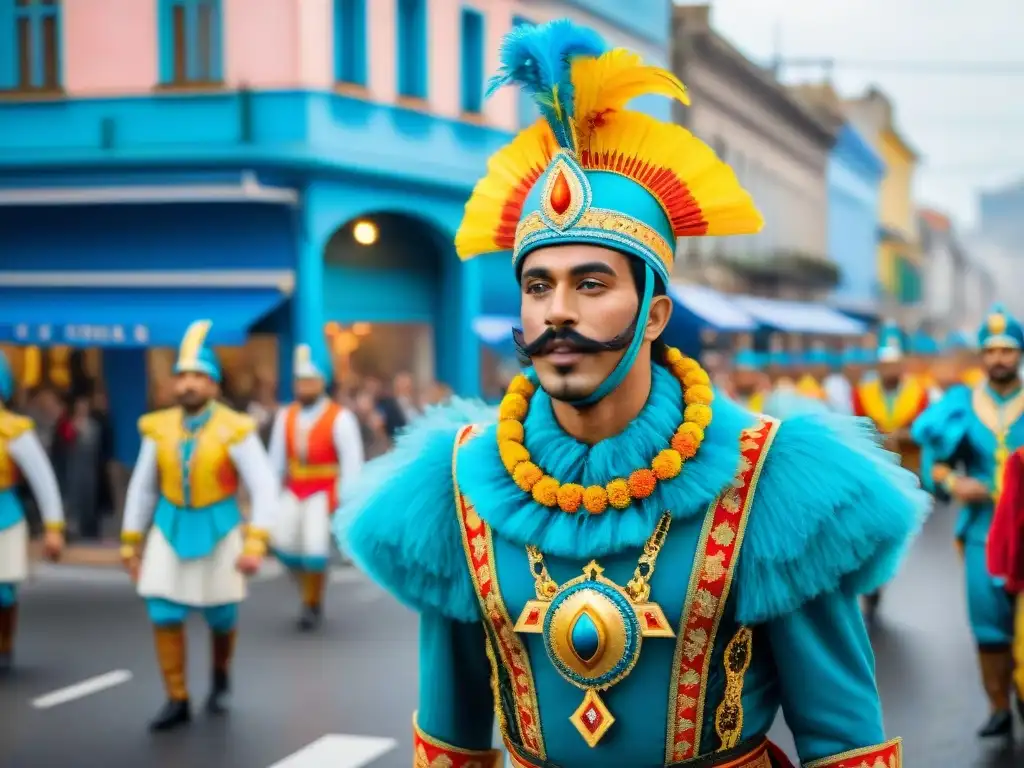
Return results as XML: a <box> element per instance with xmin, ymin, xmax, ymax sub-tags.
<box><xmin>287</xmin><ymin>461</ymin><xmax>339</xmax><ymax>481</ymax></box>
<box><xmin>504</xmin><ymin>735</ymin><xmax>780</xmax><ymax>768</ymax></box>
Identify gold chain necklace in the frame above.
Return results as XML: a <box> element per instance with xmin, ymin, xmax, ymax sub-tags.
<box><xmin>512</xmin><ymin>512</ymin><xmax>676</xmax><ymax>747</ymax></box>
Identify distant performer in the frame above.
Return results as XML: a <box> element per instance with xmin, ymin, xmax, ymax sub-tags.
<box><xmin>269</xmin><ymin>344</ymin><xmax>364</xmax><ymax>630</ymax></box>
<box><xmin>120</xmin><ymin>320</ymin><xmax>279</xmax><ymax>731</ymax></box>
<box><xmin>0</xmin><ymin>351</ymin><xmax>64</xmax><ymax>673</ymax></box>
<box><xmin>913</xmin><ymin>305</ymin><xmax>1023</xmax><ymax>738</ymax></box>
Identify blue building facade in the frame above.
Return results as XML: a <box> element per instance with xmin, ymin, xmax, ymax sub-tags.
<box><xmin>827</xmin><ymin>123</ymin><xmax>886</xmax><ymax>313</ymax></box>
<box><xmin>0</xmin><ymin>0</ymin><xmax>674</xmax><ymax>464</ymax></box>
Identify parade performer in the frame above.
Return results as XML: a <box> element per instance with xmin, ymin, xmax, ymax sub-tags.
<box><xmin>729</xmin><ymin>349</ymin><xmax>767</xmax><ymax>413</ymax></box>
<box><xmin>794</xmin><ymin>344</ymin><xmax>829</xmax><ymax>402</ymax></box>
<box><xmin>268</xmin><ymin>344</ymin><xmax>364</xmax><ymax>630</ymax></box>
<box><xmin>988</xmin><ymin>446</ymin><xmax>1024</xmax><ymax>722</ymax></box>
<box><xmin>338</xmin><ymin>20</ymin><xmax>921</xmax><ymax>767</ymax></box>
<box><xmin>913</xmin><ymin>305</ymin><xmax>1023</xmax><ymax>738</ymax></box>
<box><xmin>851</xmin><ymin>324</ymin><xmax>929</xmax><ymax>621</ymax></box>
<box><xmin>822</xmin><ymin>347</ymin><xmax>860</xmax><ymax>416</ymax></box>
<box><xmin>121</xmin><ymin>320</ymin><xmax>279</xmax><ymax>731</ymax></box>
<box><xmin>0</xmin><ymin>351</ymin><xmax>64</xmax><ymax>673</ymax></box>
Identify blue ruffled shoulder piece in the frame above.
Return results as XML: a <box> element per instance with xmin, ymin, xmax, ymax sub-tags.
<box><xmin>761</xmin><ymin>389</ymin><xmax>832</xmax><ymax>419</ymax></box>
<box><xmin>910</xmin><ymin>384</ymin><xmax>972</xmax><ymax>490</ymax></box>
<box><xmin>456</xmin><ymin>365</ymin><xmax>756</xmax><ymax>559</ymax></box>
<box><xmin>333</xmin><ymin>398</ymin><xmax>497</xmax><ymax>623</ymax></box>
<box><xmin>736</xmin><ymin>412</ymin><xmax>930</xmax><ymax>625</ymax></box>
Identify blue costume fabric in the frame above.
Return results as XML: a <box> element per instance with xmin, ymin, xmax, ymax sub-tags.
<box><xmin>0</xmin><ymin>489</ymin><xmax>24</xmax><ymax>605</ymax></box>
<box><xmin>912</xmin><ymin>384</ymin><xmax>1019</xmax><ymax>646</ymax></box>
<box><xmin>337</xmin><ymin>366</ymin><xmax>928</xmax><ymax>765</ymax></box>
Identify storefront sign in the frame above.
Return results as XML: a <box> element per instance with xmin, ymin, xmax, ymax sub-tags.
<box><xmin>12</xmin><ymin>323</ymin><xmax>150</xmax><ymax>346</ymax></box>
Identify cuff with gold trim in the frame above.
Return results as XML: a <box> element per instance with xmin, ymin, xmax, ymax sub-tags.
<box><xmin>804</xmin><ymin>737</ymin><xmax>902</xmax><ymax>768</ymax></box>
<box><xmin>242</xmin><ymin>527</ymin><xmax>270</xmax><ymax>557</ymax></box>
<box><xmin>412</xmin><ymin>713</ymin><xmax>502</xmax><ymax>768</ymax></box>
<box><xmin>43</xmin><ymin>521</ymin><xmax>65</xmax><ymax>532</ymax></box>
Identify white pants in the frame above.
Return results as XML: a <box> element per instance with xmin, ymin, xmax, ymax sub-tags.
<box><xmin>271</xmin><ymin>490</ymin><xmax>332</xmax><ymax>564</ymax></box>
<box><xmin>138</xmin><ymin>526</ymin><xmax>247</xmax><ymax>606</ymax></box>
<box><xmin>0</xmin><ymin>519</ymin><xmax>27</xmax><ymax>584</ymax></box>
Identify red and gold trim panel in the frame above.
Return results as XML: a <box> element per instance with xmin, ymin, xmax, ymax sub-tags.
<box><xmin>804</xmin><ymin>737</ymin><xmax>902</xmax><ymax>768</ymax></box>
<box><xmin>412</xmin><ymin>713</ymin><xmax>503</xmax><ymax>768</ymax></box>
<box><xmin>665</xmin><ymin>417</ymin><xmax>780</xmax><ymax>764</ymax></box>
<box><xmin>453</xmin><ymin>425</ymin><xmax>547</xmax><ymax>760</ymax></box>
<box><xmin>507</xmin><ymin>735</ymin><xmax>774</xmax><ymax>767</ymax></box>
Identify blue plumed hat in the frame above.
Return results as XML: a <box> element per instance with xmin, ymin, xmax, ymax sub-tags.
<box><xmin>909</xmin><ymin>330</ymin><xmax>939</xmax><ymax>356</ymax></box>
<box><xmin>944</xmin><ymin>330</ymin><xmax>971</xmax><ymax>351</ymax></box>
<box><xmin>453</xmin><ymin>19</ymin><xmax>762</xmax><ymax>406</ymax></box>
<box><xmin>0</xmin><ymin>350</ymin><xmax>12</xmax><ymax>402</ymax></box>
<box><xmin>876</xmin><ymin>322</ymin><xmax>905</xmax><ymax>363</ymax></box>
<box><xmin>977</xmin><ymin>304</ymin><xmax>1023</xmax><ymax>350</ymax></box>
<box><xmin>173</xmin><ymin>320</ymin><xmax>221</xmax><ymax>382</ymax></box>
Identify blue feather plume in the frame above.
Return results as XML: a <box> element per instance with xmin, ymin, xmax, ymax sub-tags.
<box><xmin>486</xmin><ymin>19</ymin><xmax>606</xmax><ymax>150</ymax></box>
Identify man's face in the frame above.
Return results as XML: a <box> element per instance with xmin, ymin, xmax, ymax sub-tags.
<box><xmin>393</xmin><ymin>372</ymin><xmax>414</xmax><ymax>399</ymax></box>
<box><xmin>878</xmin><ymin>360</ymin><xmax>902</xmax><ymax>384</ymax></box>
<box><xmin>519</xmin><ymin>244</ymin><xmax>665</xmax><ymax>403</ymax></box>
<box><xmin>982</xmin><ymin>345</ymin><xmax>1022</xmax><ymax>385</ymax></box>
<box><xmin>842</xmin><ymin>363</ymin><xmax>863</xmax><ymax>383</ymax></box>
<box><xmin>174</xmin><ymin>371</ymin><xmax>217</xmax><ymax>412</ymax></box>
<box><xmin>294</xmin><ymin>376</ymin><xmax>324</xmax><ymax>406</ymax></box>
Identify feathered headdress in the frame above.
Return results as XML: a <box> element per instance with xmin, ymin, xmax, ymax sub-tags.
<box><xmin>978</xmin><ymin>303</ymin><xmax>1023</xmax><ymax>350</ymax></box>
<box><xmin>454</xmin><ymin>19</ymin><xmax>763</xmax><ymax>283</ymax></box>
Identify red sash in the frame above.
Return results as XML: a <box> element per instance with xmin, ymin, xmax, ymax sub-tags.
<box><xmin>285</xmin><ymin>401</ymin><xmax>342</xmax><ymax>511</ymax></box>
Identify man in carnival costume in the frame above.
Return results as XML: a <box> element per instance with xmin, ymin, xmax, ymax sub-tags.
<box><xmin>851</xmin><ymin>323</ymin><xmax>930</xmax><ymax>621</ymax></box>
<box><xmin>268</xmin><ymin>344</ymin><xmax>364</xmax><ymax>630</ymax></box>
<box><xmin>913</xmin><ymin>305</ymin><xmax>1023</xmax><ymax>738</ymax></box>
<box><xmin>0</xmin><ymin>351</ymin><xmax>64</xmax><ymax>673</ymax></box>
<box><xmin>121</xmin><ymin>320</ymin><xmax>279</xmax><ymax>731</ymax></box>
<box><xmin>339</xmin><ymin>21</ymin><xmax>923</xmax><ymax>768</ymax></box>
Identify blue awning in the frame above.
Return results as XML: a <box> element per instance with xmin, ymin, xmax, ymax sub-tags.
<box><xmin>669</xmin><ymin>284</ymin><xmax>757</xmax><ymax>331</ymax></box>
<box><xmin>731</xmin><ymin>296</ymin><xmax>867</xmax><ymax>335</ymax></box>
<box><xmin>0</xmin><ymin>287</ymin><xmax>287</xmax><ymax>347</ymax></box>
<box><xmin>472</xmin><ymin>315</ymin><xmax>518</xmax><ymax>349</ymax></box>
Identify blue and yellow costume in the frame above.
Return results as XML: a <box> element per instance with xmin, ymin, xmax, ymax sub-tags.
<box><xmin>121</xmin><ymin>320</ymin><xmax>278</xmax><ymax>729</ymax></box>
<box><xmin>338</xmin><ymin>21</ymin><xmax>923</xmax><ymax>768</ymax></box>
<box><xmin>0</xmin><ymin>351</ymin><xmax>64</xmax><ymax>671</ymax></box>
<box><xmin>912</xmin><ymin>306</ymin><xmax>1022</xmax><ymax>736</ymax></box>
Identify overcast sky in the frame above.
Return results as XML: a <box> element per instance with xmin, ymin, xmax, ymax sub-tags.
<box><xmin>694</xmin><ymin>0</ymin><xmax>1024</xmax><ymax>230</ymax></box>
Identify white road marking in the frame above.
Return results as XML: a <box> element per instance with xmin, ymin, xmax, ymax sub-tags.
<box><xmin>27</xmin><ymin>563</ymin><xmax>128</xmax><ymax>584</ymax></box>
<box><xmin>266</xmin><ymin>734</ymin><xmax>396</xmax><ymax>768</ymax></box>
<box><xmin>31</xmin><ymin>669</ymin><xmax>133</xmax><ymax>709</ymax></box>
<box><xmin>329</xmin><ymin>567</ymin><xmax>364</xmax><ymax>585</ymax></box>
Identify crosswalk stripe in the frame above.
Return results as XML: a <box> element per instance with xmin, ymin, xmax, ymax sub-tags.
<box><xmin>266</xmin><ymin>734</ymin><xmax>396</xmax><ymax>768</ymax></box>
<box><xmin>31</xmin><ymin>670</ymin><xmax>133</xmax><ymax>709</ymax></box>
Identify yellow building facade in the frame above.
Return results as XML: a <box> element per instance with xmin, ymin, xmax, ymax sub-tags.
<box><xmin>877</xmin><ymin>127</ymin><xmax>921</xmax><ymax>304</ymax></box>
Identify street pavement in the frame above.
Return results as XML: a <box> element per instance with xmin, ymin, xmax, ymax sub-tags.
<box><xmin>1</xmin><ymin>504</ymin><xmax>1022</xmax><ymax>768</ymax></box>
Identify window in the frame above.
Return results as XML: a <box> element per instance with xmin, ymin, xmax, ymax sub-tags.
<box><xmin>512</xmin><ymin>16</ymin><xmax>538</xmax><ymax>128</ymax></box>
<box><xmin>460</xmin><ymin>8</ymin><xmax>484</xmax><ymax>114</ymax></box>
<box><xmin>159</xmin><ymin>0</ymin><xmax>222</xmax><ymax>86</ymax></box>
<box><xmin>334</xmin><ymin>0</ymin><xmax>366</xmax><ymax>87</ymax></box>
<box><xmin>1</xmin><ymin>0</ymin><xmax>61</xmax><ymax>92</ymax></box>
<box><xmin>396</xmin><ymin>0</ymin><xmax>427</xmax><ymax>100</ymax></box>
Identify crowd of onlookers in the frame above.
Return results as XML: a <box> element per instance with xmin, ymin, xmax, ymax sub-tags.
<box><xmin>7</xmin><ymin>369</ymin><xmax>451</xmax><ymax>543</ymax></box>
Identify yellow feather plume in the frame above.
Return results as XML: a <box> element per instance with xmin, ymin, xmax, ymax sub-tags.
<box><xmin>571</xmin><ymin>49</ymin><xmax>690</xmax><ymax>144</ymax></box>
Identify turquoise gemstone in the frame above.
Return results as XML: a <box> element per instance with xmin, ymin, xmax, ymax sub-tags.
<box><xmin>570</xmin><ymin>610</ymin><xmax>601</xmax><ymax>662</ymax></box>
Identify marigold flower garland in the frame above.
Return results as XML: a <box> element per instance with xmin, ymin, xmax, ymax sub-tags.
<box><xmin>496</xmin><ymin>347</ymin><xmax>713</xmax><ymax>514</ymax></box>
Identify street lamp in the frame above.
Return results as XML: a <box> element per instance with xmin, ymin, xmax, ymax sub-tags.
<box><xmin>352</xmin><ymin>219</ymin><xmax>379</xmax><ymax>246</ymax></box>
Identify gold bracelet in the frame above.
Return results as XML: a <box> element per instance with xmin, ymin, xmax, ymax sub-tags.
<box><xmin>242</xmin><ymin>537</ymin><xmax>267</xmax><ymax>558</ymax></box>
<box><xmin>121</xmin><ymin>530</ymin><xmax>144</xmax><ymax>545</ymax></box>
<box><xmin>44</xmin><ymin>521</ymin><xmax>65</xmax><ymax>532</ymax></box>
<box><xmin>119</xmin><ymin>544</ymin><xmax>138</xmax><ymax>560</ymax></box>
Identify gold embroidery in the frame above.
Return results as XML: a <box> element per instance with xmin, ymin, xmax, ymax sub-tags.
<box><xmin>693</xmin><ymin>588</ymin><xmax>718</xmax><ymax>619</ymax></box>
<box><xmin>720</xmin><ymin>490</ymin><xmax>741</xmax><ymax>514</ymax></box>
<box><xmin>702</xmin><ymin>552</ymin><xmax>727</xmax><ymax>583</ymax></box>
<box><xmin>715</xmin><ymin>627</ymin><xmax>753</xmax><ymax>750</ymax></box>
<box><xmin>471</xmin><ymin>535</ymin><xmax>487</xmax><ymax>561</ymax></box>
<box><xmin>803</xmin><ymin>737</ymin><xmax>903</xmax><ymax>768</ymax></box>
<box><xmin>711</xmin><ymin>522</ymin><xmax>736</xmax><ymax>547</ymax></box>
<box><xmin>683</xmin><ymin>627</ymin><xmax>709</xmax><ymax>660</ymax></box>
<box><xmin>970</xmin><ymin>386</ymin><xmax>1024</xmax><ymax>501</ymax></box>
<box><xmin>514</xmin><ymin>209</ymin><xmax>675</xmax><ymax>271</ymax></box>
<box><xmin>679</xmin><ymin>669</ymin><xmax>700</xmax><ymax>687</ymax></box>
<box><xmin>476</xmin><ymin>565</ymin><xmax>491</xmax><ymax>585</ymax></box>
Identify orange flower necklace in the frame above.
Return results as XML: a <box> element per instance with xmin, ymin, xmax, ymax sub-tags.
<box><xmin>496</xmin><ymin>347</ymin><xmax>714</xmax><ymax>515</ymax></box>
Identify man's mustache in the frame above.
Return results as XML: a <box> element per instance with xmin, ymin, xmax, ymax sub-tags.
<box><xmin>512</xmin><ymin>322</ymin><xmax>636</xmax><ymax>365</ymax></box>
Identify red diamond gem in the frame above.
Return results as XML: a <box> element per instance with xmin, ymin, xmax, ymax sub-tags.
<box><xmin>644</xmin><ymin>611</ymin><xmax>661</xmax><ymax>629</ymax></box>
<box><xmin>525</xmin><ymin>608</ymin><xmax>541</xmax><ymax>625</ymax></box>
<box><xmin>582</xmin><ymin>704</ymin><xmax>603</xmax><ymax>733</ymax></box>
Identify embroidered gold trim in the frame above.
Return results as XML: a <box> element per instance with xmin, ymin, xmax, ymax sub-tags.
<box><xmin>714</xmin><ymin>627</ymin><xmax>753</xmax><ymax>750</ymax></box>
<box><xmin>803</xmin><ymin>736</ymin><xmax>903</xmax><ymax>768</ymax></box>
<box><xmin>971</xmin><ymin>385</ymin><xmax>1024</xmax><ymax>501</ymax></box>
<box><xmin>664</xmin><ymin>417</ymin><xmax>780</xmax><ymax>763</ymax></box>
<box><xmin>513</xmin><ymin>209</ymin><xmax>674</xmax><ymax>270</ymax></box>
<box><xmin>453</xmin><ymin>425</ymin><xmax>547</xmax><ymax>760</ymax></box>
<box><xmin>411</xmin><ymin>712</ymin><xmax>502</xmax><ymax>757</ymax></box>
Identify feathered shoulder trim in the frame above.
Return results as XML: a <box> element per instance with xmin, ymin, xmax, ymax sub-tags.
<box><xmin>333</xmin><ymin>398</ymin><xmax>497</xmax><ymax>622</ymax></box>
<box><xmin>735</xmin><ymin>413</ymin><xmax>930</xmax><ymax>625</ymax></box>
<box><xmin>909</xmin><ymin>383</ymin><xmax>972</xmax><ymax>466</ymax></box>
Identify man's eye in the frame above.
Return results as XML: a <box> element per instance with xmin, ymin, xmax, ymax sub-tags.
<box><xmin>525</xmin><ymin>283</ymin><xmax>548</xmax><ymax>294</ymax></box>
<box><xmin>579</xmin><ymin>279</ymin><xmax>604</xmax><ymax>290</ymax></box>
